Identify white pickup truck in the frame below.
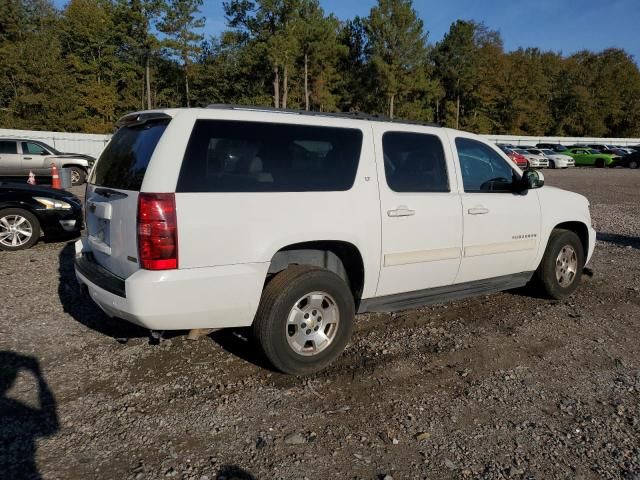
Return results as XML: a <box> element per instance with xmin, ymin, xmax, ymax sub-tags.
<box><xmin>75</xmin><ymin>106</ymin><xmax>595</xmax><ymax>375</ymax></box>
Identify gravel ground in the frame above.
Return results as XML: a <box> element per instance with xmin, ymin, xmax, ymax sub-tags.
<box><xmin>1</xmin><ymin>168</ymin><xmax>639</xmax><ymax>480</ymax></box>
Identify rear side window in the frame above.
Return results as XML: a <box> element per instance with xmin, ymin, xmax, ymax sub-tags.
<box><xmin>0</xmin><ymin>141</ymin><xmax>17</xmax><ymax>154</ymax></box>
<box><xmin>90</xmin><ymin>119</ymin><xmax>169</xmax><ymax>190</ymax></box>
<box><xmin>177</xmin><ymin>120</ymin><xmax>363</xmax><ymax>192</ymax></box>
<box><xmin>382</xmin><ymin>132</ymin><xmax>449</xmax><ymax>192</ymax></box>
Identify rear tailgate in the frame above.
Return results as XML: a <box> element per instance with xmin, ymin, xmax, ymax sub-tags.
<box><xmin>85</xmin><ymin>114</ymin><xmax>171</xmax><ymax>279</ymax></box>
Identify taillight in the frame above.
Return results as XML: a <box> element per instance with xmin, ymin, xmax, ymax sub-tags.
<box><xmin>137</xmin><ymin>193</ymin><xmax>178</xmax><ymax>270</ymax></box>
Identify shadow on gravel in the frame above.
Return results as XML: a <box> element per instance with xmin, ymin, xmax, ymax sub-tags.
<box><xmin>0</xmin><ymin>351</ymin><xmax>59</xmax><ymax>480</ymax></box>
<box><xmin>57</xmin><ymin>242</ymin><xmax>148</xmax><ymax>340</ymax></box>
<box><xmin>597</xmin><ymin>232</ymin><xmax>640</xmax><ymax>249</ymax></box>
<box><xmin>209</xmin><ymin>329</ymin><xmax>277</xmax><ymax>373</ymax></box>
<box><xmin>216</xmin><ymin>465</ymin><xmax>257</xmax><ymax>480</ymax></box>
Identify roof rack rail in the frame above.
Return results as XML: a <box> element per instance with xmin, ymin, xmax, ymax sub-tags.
<box><xmin>205</xmin><ymin>104</ymin><xmax>441</xmax><ymax>128</ymax></box>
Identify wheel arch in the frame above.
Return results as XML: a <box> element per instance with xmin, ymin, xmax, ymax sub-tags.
<box><xmin>552</xmin><ymin>221</ymin><xmax>589</xmax><ymax>257</ymax></box>
<box><xmin>268</xmin><ymin>240</ymin><xmax>365</xmax><ymax>307</ymax></box>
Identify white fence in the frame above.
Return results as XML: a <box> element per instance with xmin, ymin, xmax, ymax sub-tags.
<box><xmin>0</xmin><ymin>128</ymin><xmax>111</xmax><ymax>158</ymax></box>
<box><xmin>480</xmin><ymin>134</ymin><xmax>640</xmax><ymax>147</ymax></box>
<box><xmin>1</xmin><ymin>128</ymin><xmax>639</xmax><ymax>157</ymax></box>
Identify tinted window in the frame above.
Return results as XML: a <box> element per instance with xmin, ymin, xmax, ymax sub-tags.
<box><xmin>22</xmin><ymin>142</ymin><xmax>47</xmax><ymax>155</ymax></box>
<box><xmin>382</xmin><ymin>132</ymin><xmax>449</xmax><ymax>192</ymax></box>
<box><xmin>177</xmin><ymin>120</ymin><xmax>363</xmax><ymax>192</ymax></box>
<box><xmin>90</xmin><ymin>119</ymin><xmax>169</xmax><ymax>190</ymax></box>
<box><xmin>0</xmin><ymin>141</ymin><xmax>17</xmax><ymax>154</ymax></box>
<box><xmin>455</xmin><ymin>138</ymin><xmax>516</xmax><ymax>193</ymax></box>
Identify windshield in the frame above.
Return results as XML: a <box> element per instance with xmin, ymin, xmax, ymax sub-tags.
<box><xmin>541</xmin><ymin>149</ymin><xmax>555</xmax><ymax>155</ymax></box>
<box><xmin>40</xmin><ymin>142</ymin><xmax>61</xmax><ymax>155</ymax></box>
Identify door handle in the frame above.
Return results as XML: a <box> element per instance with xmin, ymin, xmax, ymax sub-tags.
<box><xmin>468</xmin><ymin>207</ymin><xmax>489</xmax><ymax>215</ymax></box>
<box><xmin>387</xmin><ymin>207</ymin><xmax>415</xmax><ymax>217</ymax></box>
<box><xmin>24</xmin><ymin>156</ymin><xmax>32</xmax><ymax>160</ymax></box>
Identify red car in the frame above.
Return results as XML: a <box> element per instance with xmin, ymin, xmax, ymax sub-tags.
<box><xmin>505</xmin><ymin>149</ymin><xmax>528</xmax><ymax>168</ymax></box>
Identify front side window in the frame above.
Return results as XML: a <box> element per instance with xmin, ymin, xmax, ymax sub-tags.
<box><xmin>177</xmin><ymin>120</ymin><xmax>363</xmax><ymax>192</ymax></box>
<box><xmin>455</xmin><ymin>138</ymin><xmax>516</xmax><ymax>193</ymax></box>
<box><xmin>22</xmin><ymin>142</ymin><xmax>47</xmax><ymax>155</ymax></box>
<box><xmin>0</xmin><ymin>141</ymin><xmax>17</xmax><ymax>154</ymax></box>
<box><xmin>382</xmin><ymin>132</ymin><xmax>449</xmax><ymax>192</ymax></box>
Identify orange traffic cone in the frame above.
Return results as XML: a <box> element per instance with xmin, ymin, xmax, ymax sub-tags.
<box><xmin>50</xmin><ymin>163</ymin><xmax>61</xmax><ymax>189</ymax></box>
<box><xmin>27</xmin><ymin>170</ymin><xmax>36</xmax><ymax>185</ymax></box>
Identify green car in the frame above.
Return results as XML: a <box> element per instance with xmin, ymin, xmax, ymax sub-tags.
<box><xmin>564</xmin><ymin>148</ymin><xmax>618</xmax><ymax>168</ymax></box>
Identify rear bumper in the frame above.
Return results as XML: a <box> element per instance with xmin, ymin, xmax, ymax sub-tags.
<box><xmin>74</xmin><ymin>242</ymin><xmax>269</xmax><ymax>330</ymax></box>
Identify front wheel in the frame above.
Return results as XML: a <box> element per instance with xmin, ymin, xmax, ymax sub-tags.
<box><xmin>595</xmin><ymin>158</ymin><xmax>605</xmax><ymax>168</ymax></box>
<box><xmin>68</xmin><ymin>167</ymin><xmax>86</xmax><ymax>186</ymax></box>
<box><xmin>549</xmin><ymin>160</ymin><xmax>556</xmax><ymax>169</ymax></box>
<box><xmin>0</xmin><ymin>208</ymin><xmax>41</xmax><ymax>251</ymax></box>
<box><xmin>628</xmin><ymin>159</ymin><xmax>638</xmax><ymax>169</ymax></box>
<box><xmin>252</xmin><ymin>265</ymin><xmax>355</xmax><ymax>375</ymax></box>
<box><xmin>534</xmin><ymin>229</ymin><xmax>584</xmax><ymax>299</ymax></box>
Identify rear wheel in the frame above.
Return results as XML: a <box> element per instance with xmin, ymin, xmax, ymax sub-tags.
<box><xmin>628</xmin><ymin>159</ymin><xmax>638</xmax><ymax>169</ymax></box>
<box><xmin>0</xmin><ymin>208</ymin><xmax>40</xmax><ymax>251</ymax></box>
<box><xmin>595</xmin><ymin>158</ymin><xmax>605</xmax><ymax>168</ymax></box>
<box><xmin>535</xmin><ymin>229</ymin><xmax>584</xmax><ymax>300</ymax></box>
<box><xmin>252</xmin><ymin>265</ymin><xmax>355</xmax><ymax>375</ymax></box>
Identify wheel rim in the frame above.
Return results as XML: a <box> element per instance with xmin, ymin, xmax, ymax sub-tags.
<box><xmin>286</xmin><ymin>291</ymin><xmax>340</xmax><ymax>356</ymax></box>
<box><xmin>71</xmin><ymin>169</ymin><xmax>81</xmax><ymax>183</ymax></box>
<box><xmin>555</xmin><ymin>245</ymin><xmax>578</xmax><ymax>287</ymax></box>
<box><xmin>0</xmin><ymin>215</ymin><xmax>33</xmax><ymax>247</ymax></box>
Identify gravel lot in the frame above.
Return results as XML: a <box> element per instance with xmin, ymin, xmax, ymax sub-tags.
<box><xmin>1</xmin><ymin>168</ymin><xmax>639</xmax><ymax>480</ymax></box>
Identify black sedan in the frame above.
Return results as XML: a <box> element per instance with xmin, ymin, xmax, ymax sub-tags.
<box><xmin>0</xmin><ymin>182</ymin><xmax>83</xmax><ymax>251</ymax></box>
<box><xmin>614</xmin><ymin>152</ymin><xmax>640</xmax><ymax>169</ymax></box>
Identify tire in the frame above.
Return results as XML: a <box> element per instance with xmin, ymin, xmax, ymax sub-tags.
<box><xmin>549</xmin><ymin>160</ymin><xmax>556</xmax><ymax>169</ymax></box>
<box><xmin>534</xmin><ymin>229</ymin><xmax>584</xmax><ymax>300</ymax></box>
<box><xmin>0</xmin><ymin>208</ymin><xmax>41</xmax><ymax>251</ymax></box>
<box><xmin>252</xmin><ymin>265</ymin><xmax>355</xmax><ymax>375</ymax></box>
<box><xmin>68</xmin><ymin>166</ymin><xmax>86</xmax><ymax>186</ymax></box>
<box><xmin>595</xmin><ymin>158</ymin><xmax>605</xmax><ymax>168</ymax></box>
<box><xmin>628</xmin><ymin>159</ymin><xmax>638</xmax><ymax>169</ymax></box>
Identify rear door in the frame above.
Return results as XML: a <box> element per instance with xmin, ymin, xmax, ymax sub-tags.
<box><xmin>374</xmin><ymin>126</ymin><xmax>463</xmax><ymax>296</ymax></box>
<box><xmin>0</xmin><ymin>141</ymin><xmax>20</xmax><ymax>175</ymax></box>
<box><xmin>85</xmin><ymin>115</ymin><xmax>171</xmax><ymax>278</ymax></box>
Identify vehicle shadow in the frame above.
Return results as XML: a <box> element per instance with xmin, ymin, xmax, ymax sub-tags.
<box><xmin>57</xmin><ymin>242</ymin><xmax>148</xmax><ymax>340</ymax></box>
<box><xmin>597</xmin><ymin>232</ymin><xmax>640</xmax><ymax>250</ymax></box>
<box><xmin>0</xmin><ymin>351</ymin><xmax>59</xmax><ymax>480</ymax></box>
<box><xmin>208</xmin><ymin>329</ymin><xmax>278</xmax><ymax>373</ymax></box>
<box><xmin>216</xmin><ymin>465</ymin><xmax>257</xmax><ymax>480</ymax></box>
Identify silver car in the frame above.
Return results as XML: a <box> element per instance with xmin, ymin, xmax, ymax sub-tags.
<box><xmin>0</xmin><ymin>138</ymin><xmax>94</xmax><ymax>185</ymax></box>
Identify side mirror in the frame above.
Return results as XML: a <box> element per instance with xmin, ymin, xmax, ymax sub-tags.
<box><xmin>519</xmin><ymin>169</ymin><xmax>545</xmax><ymax>190</ymax></box>
<box><xmin>41</xmin><ymin>151</ymin><xmax>49</xmax><ymax>155</ymax></box>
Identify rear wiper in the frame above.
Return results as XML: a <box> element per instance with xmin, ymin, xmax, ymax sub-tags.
<box><xmin>94</xmin><ymin>187</ymin><xmax>128</xmax><ymax>199</ymax></box>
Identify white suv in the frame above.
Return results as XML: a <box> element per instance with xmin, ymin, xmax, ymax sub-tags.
<box><xmin>75</xmin><ymin>106</ymin><xmax>596</xmax><ymax>375</ymax></box>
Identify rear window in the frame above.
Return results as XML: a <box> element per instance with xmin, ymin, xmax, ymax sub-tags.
<box><xmin>90</xmin><ymin>119</ymin><xmax>169</xmax><ymax>190</ymax></box>
<box><xmin>176</xmin><ymin>120</ymin><xmax>363</xmax><ymax>192</ymax></box>
<box><xmin>0</xmin><ymin>141</ymin><xmax>17</xmax><ymax>154</ymax></box>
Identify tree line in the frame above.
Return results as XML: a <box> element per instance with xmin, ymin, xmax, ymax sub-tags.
<box><xmin>1</xmin><ymin>0</ymin><xmax>640</xmax><ymax>137</ymax></box>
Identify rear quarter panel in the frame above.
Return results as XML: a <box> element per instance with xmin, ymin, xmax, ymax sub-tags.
<box><xmin>160</xmin><ymin>110</ymin><xmax>382</xmax><ymax>299</ymax></box>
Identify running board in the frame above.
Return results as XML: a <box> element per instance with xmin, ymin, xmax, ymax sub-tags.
<box><xmin>358</xmin><ymin>272</ymin><xmax>534</xmax><ymax>314</ymax></box>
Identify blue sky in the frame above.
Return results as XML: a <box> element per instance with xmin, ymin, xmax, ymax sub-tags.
<box><xmin>52</xmin><ymin>0</ymin><xmax>640</xmax><ymax>61</ymax></box>
<box><xmin>200</xmin><ymin>0</ymin><xmax>640</xmax><ymax>61</ymax></box>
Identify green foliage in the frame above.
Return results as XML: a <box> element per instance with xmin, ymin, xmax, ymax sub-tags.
<box><xmin>1</xmin><ymin>0</ymin><xmax>639</xmax><ymax>137</ymax></box>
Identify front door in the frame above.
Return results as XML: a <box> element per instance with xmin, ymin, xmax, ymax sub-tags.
<box><xmin>375</xmin><ymin>126</ymin><xmax>463</xmax><ymax>297</ymax></box>
<box><xmin>452</xmin><ymin>135</ymin><xmax>541</xmax><ymax>284</ymax></box>
<box><xmin>0</xmin><ymin>141</ymin><xmax>21</xmax><ymax>175</ymax></box>
<box><xmin>20</xmin><ymin>141</ymin><xmax>52</xmax><ymax>175</ymax></box>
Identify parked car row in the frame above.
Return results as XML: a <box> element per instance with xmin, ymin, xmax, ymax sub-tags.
<box><xmin>0</xmin><ymin>138</ymin><xmax>95</xmax><ymax>185</ymax></box>
<box><xmin>496</xmin><ymin>142</ymin><xmax>640</xmax><ymax>169</ymax></box>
